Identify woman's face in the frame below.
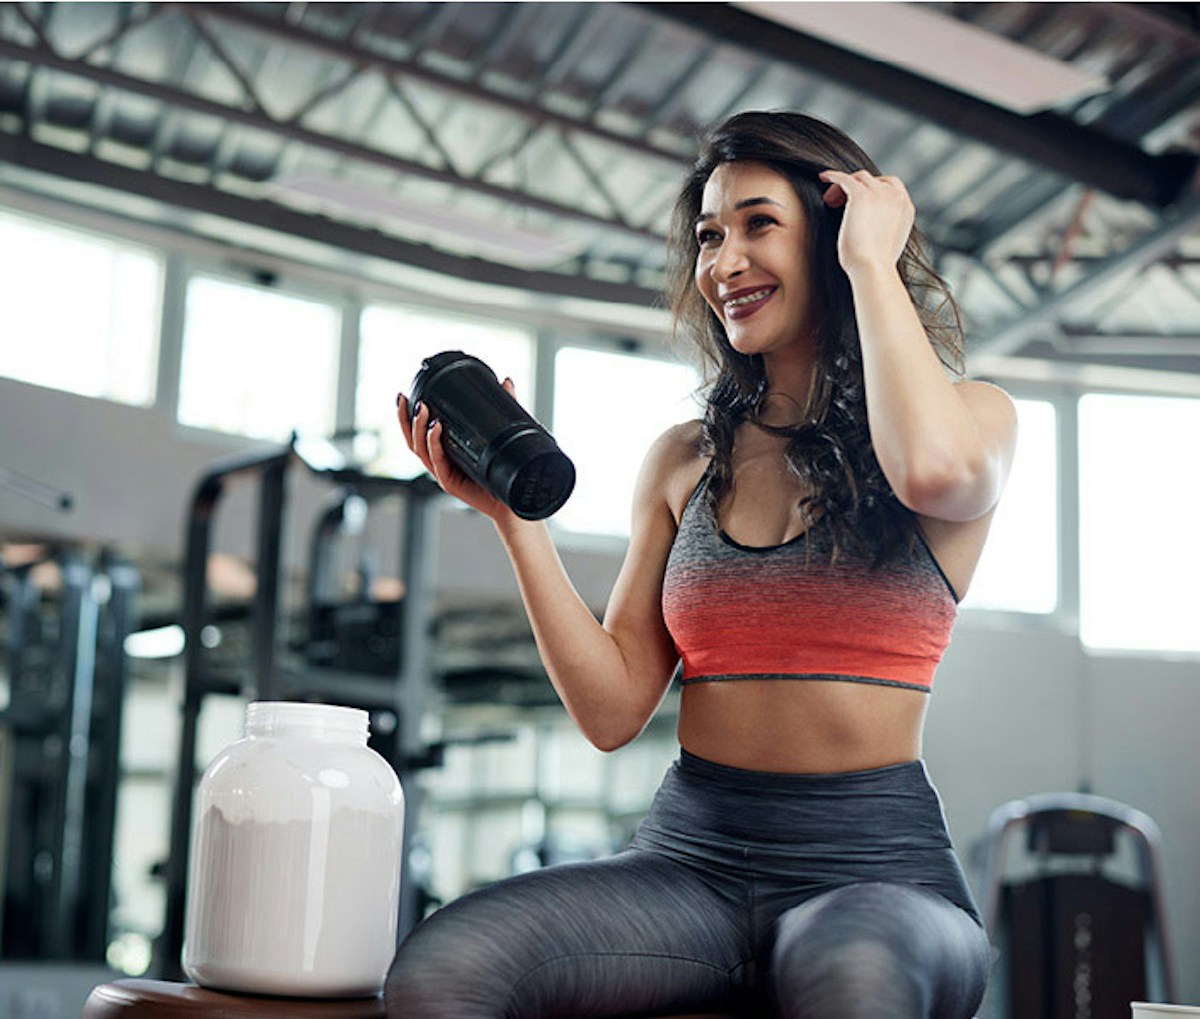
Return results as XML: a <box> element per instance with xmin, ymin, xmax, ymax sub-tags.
<box><xmin>693</xmin><ymin>161</ymin><xmax>817</xmax><ymax>363</ymax></box>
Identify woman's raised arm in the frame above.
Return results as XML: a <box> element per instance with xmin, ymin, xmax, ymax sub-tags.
<box><xmin>399</xmin><ymin>391</ymin><xmax>686</xmax><ymax>750</ymax></box>
<box><xmin>819</xmin><ymin>169</ymin><xmax>1018</xmax><ymax>523</ymax></box>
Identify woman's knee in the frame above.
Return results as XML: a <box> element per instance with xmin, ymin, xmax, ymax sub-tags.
<box><xmin>385</xmin><ymin>853</ymin><xmax>735</xmax><ymax>1019</ymax></box>
<box><xmin>772</xmin><ymin>921</ymin><xmax>926</xmax><ymax>1017</ymax></box>
<box><xmin>385</xmin><ymin>896</ymin><xmax>513</xmax><ymax>1017</ymax></box>
<box><xmin>769</xmin><ymin>882</ymin><xmax>985</xmax><ymax>1019</ymax></box>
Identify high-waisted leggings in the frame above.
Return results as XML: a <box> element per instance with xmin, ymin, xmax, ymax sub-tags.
<box><xmin>386</xmin><ymin>751</ymin><xmax>991</xmax><ymax>1018</ymax></box>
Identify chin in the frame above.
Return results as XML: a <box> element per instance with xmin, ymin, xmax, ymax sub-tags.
<box><xmin>726</xmin><ymin>331</ymin><xmax>775</xmax><ymax>357</ymax></box>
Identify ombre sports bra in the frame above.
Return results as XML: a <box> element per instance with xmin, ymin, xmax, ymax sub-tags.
<box><xmin>661</xmin><ymin>465</ymin><xmax>959</xmax><ymax>693</ymax></box>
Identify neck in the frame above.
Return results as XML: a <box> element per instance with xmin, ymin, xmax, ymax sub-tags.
<box><xmin>754</xmin><ymin>392</ymin><xmax>810</xmax><ymax>429</ymax></box>
<box><xmin>758</xmin><ymin>351</ymin><xmax>819</xmax><ymax>427</ymax></box>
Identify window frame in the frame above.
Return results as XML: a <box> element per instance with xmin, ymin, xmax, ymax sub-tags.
<box><xmin>1075</xmin><ymin>388</ymin><xmax>1200</xmax><ymax>658</ymax></box>
<box><xmin>543</xmin><ymin>335</ymin><xmax>703</xmax><ymax>545</ymax></box>
<box><xmin>0</xmin><ymin>204</ymin><xmax>166</xmax><ymax>408</ymax></box>
<box><xmin>174</xmin><ymin>269</ymin><xmax>346</xmax><ymax>444</ymax></box>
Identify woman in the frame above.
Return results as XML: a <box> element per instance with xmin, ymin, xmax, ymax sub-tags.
<box><xmin>387</xmin><ymin>110</ymin><xmax>1017</xmax><ymax>1019</ymax></box>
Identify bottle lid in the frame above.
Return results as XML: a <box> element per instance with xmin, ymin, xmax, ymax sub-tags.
<box><xmin>245</xmin><ymin>701</ymin><xmax>369</xmax><ymax>742</ymax></box>
<box><xmin>408</xmin><ymin>350</ymin><xmax>488</xmax><ymax>422</ymax></box>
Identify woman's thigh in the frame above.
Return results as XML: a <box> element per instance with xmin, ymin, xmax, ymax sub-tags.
<box><xmin>767</xmin><ymin>882</ymin><xmax>990</xmax><ymax>1019</ymax></box>
<box><xmin>386</xmin><ymin>848</ymin><xmax>751</xmax><ymax>1019</ymax></box>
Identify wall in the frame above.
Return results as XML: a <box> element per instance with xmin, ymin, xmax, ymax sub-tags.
<box><xmin>2</xmin><ymin>375</ymin><xmax>1197</xmax><ymax>1006</ymax></box>
<box><xmin>928</xmin><ymin>619</ymin><xmax>1200</xmax><ymax>1007</ymax></box>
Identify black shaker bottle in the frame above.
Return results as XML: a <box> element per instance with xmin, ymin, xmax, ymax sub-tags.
<box><xmin>408</xmin><ymin>351</ymin><xmax>575</xmax><ymax>520</ymax></box>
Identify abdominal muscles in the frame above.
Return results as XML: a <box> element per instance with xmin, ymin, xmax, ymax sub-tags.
<box><xmin>677</xmin><ymin>678</ymin><xmax>928</xmax><ymax>774</ymax></box>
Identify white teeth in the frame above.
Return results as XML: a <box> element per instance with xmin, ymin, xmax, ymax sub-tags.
<box><xmin>725</xmin><ymin>288</ymin><xmax>773</xmax><ymax>308</ymax></box>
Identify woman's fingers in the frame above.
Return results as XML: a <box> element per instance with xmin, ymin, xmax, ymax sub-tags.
<box><xmin>396</xmin><ymin>393</ymin><xmax>415</xmax><ymax>447</ymax></box>
<box><xmin>396</xmin><ymin>386</ymin><xmax>512</xmax><ymax>520</ymax></box>
<box><xmin>819</xmin><ymin>169</ymin><xmax>913</xmax><ymax>220</ymax></box>
<box><xmin>403</xmin><ymin>400</ymin><xmax>439</xmax><ymax>477</ymax></box>
<box><xmin>820</xmin><ymin>168</ymin><xmax>905</xmax><ymax>192</ymax></box>
<box><xmin>821</xmin><ymin>178</ymin><xmax>848</xmax><ymax>208</ymax></box>
<box><xmin>425</xmin><ymin>418</ymin><xmax>455</xmax><ymax>484</ymax></box>
<box><xmin>819</xmin><ymin>168</ymin><xmax>915</xmax><ymax>272</ymax></box>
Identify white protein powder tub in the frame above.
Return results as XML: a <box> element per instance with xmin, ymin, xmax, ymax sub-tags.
<box><xmin>183</xmin><ymin>701</ymin><xmax>405</xmax><ymax>997</ymax></box>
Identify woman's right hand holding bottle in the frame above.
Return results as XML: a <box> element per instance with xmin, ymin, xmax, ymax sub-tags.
<box><xmin>396</xmin><ymin>382</ymin><xmax>522</xmax><ymax>526</ymax></box>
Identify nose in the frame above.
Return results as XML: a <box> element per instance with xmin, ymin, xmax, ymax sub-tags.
<box><xmin>710</xmin><ymin>235</ymin><xmax>748</xmax><ymax>282</ymax></box>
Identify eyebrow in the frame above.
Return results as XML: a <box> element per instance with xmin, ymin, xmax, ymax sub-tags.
<box><xmin>694</xmin><ymin>196</ymin><xmax>785</xmax><ymax>227</ymax></box>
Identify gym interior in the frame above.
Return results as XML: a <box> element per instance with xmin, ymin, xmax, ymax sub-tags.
<box><xmin>1</xmin><ymin>3</ymin><xmax>1198</xmax><ymax>1017</ymax></box>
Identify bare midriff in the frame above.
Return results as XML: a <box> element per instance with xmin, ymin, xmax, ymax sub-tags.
<box><xmin>677</xmin><ymin>678</ymin><xmax>928</xmax><ymax>774</ymax></box>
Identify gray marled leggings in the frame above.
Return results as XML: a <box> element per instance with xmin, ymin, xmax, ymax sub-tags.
<box><xmin>386</xmin><ymin>751</ymin><xmax>991</xmax><ymax>1018</ymax></box>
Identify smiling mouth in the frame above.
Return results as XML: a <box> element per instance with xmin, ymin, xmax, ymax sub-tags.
<box><xmin>723</xmin><ymin>286</ymin><xmax>776</xmax><ymax>319</ymax></box>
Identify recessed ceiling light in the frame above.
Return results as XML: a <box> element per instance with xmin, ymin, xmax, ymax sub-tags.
<box><xmin>735</xmin><ymin>2</ymin><xmax>1109</xmax><ymax>114</ymax></box>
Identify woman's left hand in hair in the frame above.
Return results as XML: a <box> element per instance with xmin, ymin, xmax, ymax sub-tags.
<box><xmin>819</xmin><ymin>169</ymin><xmax>915</xmax><ymax>276</ymax></box>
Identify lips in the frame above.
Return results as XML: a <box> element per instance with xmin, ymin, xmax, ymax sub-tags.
<box><xmin>721</xmin><ymin>285</ymin><xmax>777</xmax><ymax>320</ymax></box>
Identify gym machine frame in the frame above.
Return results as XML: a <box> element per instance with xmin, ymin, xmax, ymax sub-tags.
<box><xmin>0</xmin><ymin>546</ymin><xmax>139</xmax><ymax>961</ymax></box>
<box><xmin>156</xmin><ymin>436</ymin><xmax>441</xmax><ymax>980</ymax></box>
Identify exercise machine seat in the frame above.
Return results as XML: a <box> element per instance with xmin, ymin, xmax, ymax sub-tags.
<box><xmin>82</xmin><ymin>979</ymin><xmax>385</xmax><ymax>1018</ymax></box>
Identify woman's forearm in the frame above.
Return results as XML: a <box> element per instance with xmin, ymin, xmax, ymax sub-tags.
<box><xmin>492</xmin><ymin>516</ymin><xmax>660</xmax><ymax>750</ymax></box>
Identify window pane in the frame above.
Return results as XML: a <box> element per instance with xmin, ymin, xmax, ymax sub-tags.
<box><xmin>961</xmin><ymin>399</ymin><xmax>1058</xmax><ymax>613</ymax></box>
<box><xmin>0</xmin><ymin>209</ymin><xmax>161</xmax><ymax>406</ymax></box>
<box><xmin>357</xmin><ymin>304</ymin><xmax>535</xmax><ymax>478</ymax></box>
<box><xmin>553</xmin><ymin>348</ymin><xmax>701</xmax><ymax>537</ymax></box>
<box><xmin>178</xmin><ymin>277</ymin><xmax>340</xmax><ymax>441</ymax></box>
<box><xmin>1079</xmin><ymin>394</ymin><xmax>1200</xmax><ymax>653</ymax></box>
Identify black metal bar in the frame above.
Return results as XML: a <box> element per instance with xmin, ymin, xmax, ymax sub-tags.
<box><xmin>582</xmin><ymin>24</ymin><xmax>661</xmax><ymax>120</ymax></box>
<box><xmin>158</xmin><ymin>442</ymin><xmax>293</xmax><ymax>978</ymax></box>
<box><xmin>0</xmin><ymin>37</ymin><xmax>668</xmax><ymax>247</ymax></box>
<box><xmin>251</xmin><ymin>455</ymin><xmax>288</xmax><ymax>702</ymax></box>
<box><xmin>307</xmin><ymin>494</ymin><xmax>351</xmax><ymax>612</ymax></box>
<box><xmin>642</xmin><ymin>2</ymin><xmax>1200</xmax><ymax>209</ymax></box>
<box><xmin>78</xmin><ymin>551</ymin><xmax>139</xmax><ymax>959</ymax></box>
<box><xmin>75</xmin><ymin>2</ymin><xmax>167</xmax><ymax>63</ymax></box>
<box><xmin>191</xmin><ymin>2</ymin><xmax>690</xmax><ymax>168</ymax></box>
<box><xmin>393</xmin><ymin>480</ymin><xmax>439</xmax><ymax>939</ymax></box>
<box><xmin>185</xmin><ymin>8</ymin><xmax>270</xmax><ymax>117</ymax></box>
<box><xmin>281</xmin><ymin>60</ymin><xmax>365</xmax><ymax>127</ymax></box>
<box><xmin>0</xmin><ymin>133</ymin><xmax>665</xmax><ymax>309</ymax></box>
<box><xmin>972</xmin><ymin>195</ymin><xmax>1200</xmax><ymax>358</ymax></box>
<box><xmin>642</xmin><ymin>41</ymin><xmax>717</xmax><ymax>132</ymax></box>
<box><xmin>0</xmin><ymin>564</ymin><xmax>49</xmax><ymax>957</ymax></box>
<box><xmin>158</xmin><ymin>486</ymin><xmax>216</xmax><ymax>979</ymax></box>
<box><xmin>44</xmin><ymin>552</ymin><xmax>94</xmax><ymax>959</ymax></box>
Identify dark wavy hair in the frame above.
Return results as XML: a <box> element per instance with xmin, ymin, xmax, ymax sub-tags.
<box><xmin>666</xmin><ymin>110</ymin><xmax>965</xmax><ymax>561</ymax></box>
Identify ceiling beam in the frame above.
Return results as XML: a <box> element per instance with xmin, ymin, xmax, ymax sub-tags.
<box><xmin>969</xmin><ymin>196</ymin><xmax>1200</xmax><ymax>360</ymax></box>
<box><xmin>0</xmin><ymin>134</ymin><xmax>664</xmax><ymax>309</ymax></box>
<box><xmin>1057</xmin><ymin>333</ymin><xmax>1200</xmax><ymax>357</ymax></box>
<box><xmin>0</xmin><ymin>37</ymin><xmax>667</xmax><ymax>250</ymax></box>
<box><xmin>189</xmin><ymin>3</ymin><xmax>693</xmax><ymax>168</ymax></box>
<box><xmin>643</xmin><ymin>2</ymin><xmax>1198</xmax><ymax>208</ymax></box>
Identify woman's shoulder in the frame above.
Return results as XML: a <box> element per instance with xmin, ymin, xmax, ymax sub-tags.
<box><xmin>641</xmin><ymin>420</ymin><xmax>711</xmax><ymax>525</ymax></box>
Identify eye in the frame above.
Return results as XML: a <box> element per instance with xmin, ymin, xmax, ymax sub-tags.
<box><xmin>695</xmin><ymin>227</ymin><xmax>722</xmax><ymax>248</ymax></box>
<box><xmin>746</xmin><ymin>213</ymin><xmax>778</xmax><ymax>231</ymax></box>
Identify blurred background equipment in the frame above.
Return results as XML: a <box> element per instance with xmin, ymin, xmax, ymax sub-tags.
<box><xmin>0</xmin><ymin>545</ymin><xmax>138</xmax><ymax>961</ymax></box>
<box><xmin>975</xmin><ymin>792</ymin><xmax>1176</xmax><ymax>1019</ymax></box>
<box><xmin>155</xmin><ymin>433</ymin><xmax>442</xmax><ymax>979</ymax></box>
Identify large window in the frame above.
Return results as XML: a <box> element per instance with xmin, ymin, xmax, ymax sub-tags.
<box><xmin>961</xmin><ymin>398</ymin><xmax>1058</xmax><ymax>613</ymax></box>
<box><xmin>177</xmin><ymin>276</ymin><xmax>341</xmax><ymax>441</ymax></box>
<box><xmin>0</xmin><ymin>209</ymin><xmax>161</xmax><ymax>406</ymax></box>
<box><xmin>1079</xmin><ymin>394</ymin><xmax>1200</xmax><ymax>653</ymax></box>
<box><xmin>356</xmin><ymin>303</ymin><xmax>536</xmax><ymax>478</ymax></box>
<box><xmin>552</xmin><ymin>347</ymin><xmax>701</xmax><ymax>537</ymax></box>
